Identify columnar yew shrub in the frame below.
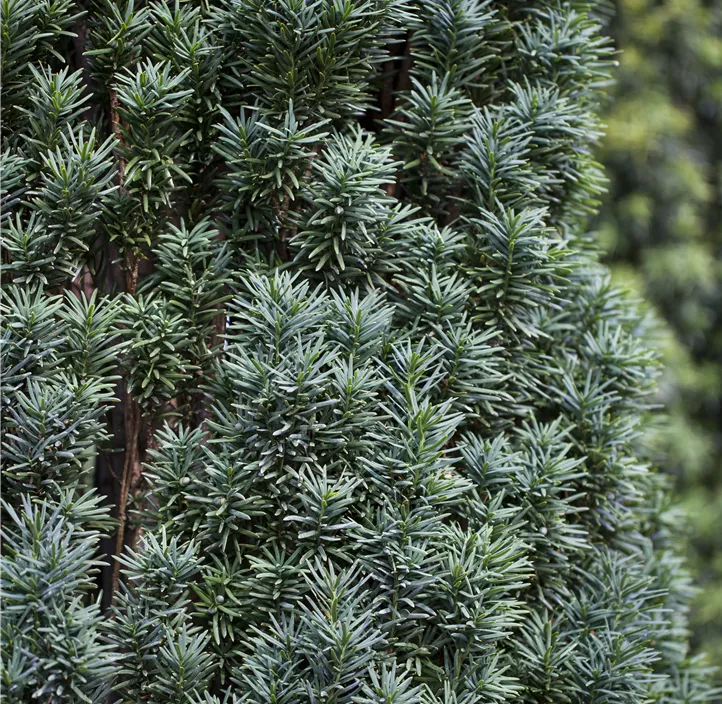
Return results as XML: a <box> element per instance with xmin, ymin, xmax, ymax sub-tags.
<box><xmin>0</xmin><ymin>0</ymin><xmax>717</xmax><ymax>702</ymax></box>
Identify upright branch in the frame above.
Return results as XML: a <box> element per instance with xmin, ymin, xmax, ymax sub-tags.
<box><xmin>107</xmin><ymin>74</ymin><xmax>141</xmax><ymax>601</ymax></box>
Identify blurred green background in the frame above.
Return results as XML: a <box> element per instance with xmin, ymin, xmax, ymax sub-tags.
<box><xmin>598</xmin><ymin>0</ymin><xmax>722</xmax><ymax>671</ymax></box>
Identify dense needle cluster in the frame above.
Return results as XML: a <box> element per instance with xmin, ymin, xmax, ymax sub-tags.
<box><xmin>0</xmin><ymin>0</ymin><xmax>718</xmax><ymax>702</ymax></box>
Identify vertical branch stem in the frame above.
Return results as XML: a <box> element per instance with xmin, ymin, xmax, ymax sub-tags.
<box><xmin>109</xmin><ymin>84</ymin><xmax>143</xmax><ymax>603</ymax></box>
<box><xmin>111</xmin><ymin>392</ymin><xmax>140</xmax><ymax>600</ymax></box>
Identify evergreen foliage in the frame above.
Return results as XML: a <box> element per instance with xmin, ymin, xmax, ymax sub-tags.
<box><xmin>0</xmin><ymin>0</ymin><xmax>718</xmax><ymax>702</ymax></box>
<box><xmin>598</xmin><ymin>0</ymin><xmax>722</xmax><ymax>671</ymax></box>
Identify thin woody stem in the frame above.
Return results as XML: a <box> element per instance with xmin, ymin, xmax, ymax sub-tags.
<box><xmin>109</xmin><ymin>83</ymin><xmax>143</xmax><ymax>603</ymax></box>
<box><xmin>111</xmin><ymin>392</ymin><xmax>140</xmax><ymax>601</ymax></box>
